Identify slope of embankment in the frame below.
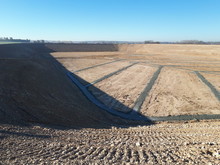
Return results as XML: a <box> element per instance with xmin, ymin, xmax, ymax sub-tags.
<box><xmin>45</xmin><ymin>43</ymin><xmax>119</xmax><ymax>52</ymax></box>
<box><xmin>0</xmin><ymin>44</ymin><xmax>138</xmax><ymax>128</ymax></box>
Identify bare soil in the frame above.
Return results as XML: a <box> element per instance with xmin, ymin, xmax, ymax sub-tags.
<box><xmin>47</xmin><ymin>43</ymin><xmax>220</xmax><ymax>117</ymax></box>
<box><xmin>118</xmin><ymin>44</ymin><xmax>220</xmax><ymax>57</ymax></box>
<box><xmin>141</xmin><ymin>67</ymin><xmax>220</xmax><ymax>116</ymax></box>
<box><xmin>57</xmin><ymin>58</ymin><xmax>112</xmax><ymax>72</ymax></box>
<box><xmin>0</xmin><ymin>44</ymin><xmax>137</xmax><ymax>127</ymax></box>
<box><xmin>75</xmin><ymin>61</ymin><xmax>131</xmax><ymax>84</ymax></box>
<box><xmin>176</xmin><ymin>66</ymin><xmax>220</xmax><ymax>72</ymax></box>
<box><xmin>1</xmin><ymin>121</ymin><xmax>220</xmax><ymax>164</ymax></box>
<box><xmin>89</xmin><ymin>64</ymin><xmax>157</xmax><ymax>112</ymax></box>
<box><xmin>51</xmin><ymin>51</ymin><xmax>124</xmax><ymax>59</ymax></box>
<box><xmin>2</xmin><ymin>43</ymin><xmax>219</xmax><ymax>119</ymax></box>
<box><xmin>201</xmin><ymin>73</ymin><xmax>220</xmax><ymax>91</ymax></box>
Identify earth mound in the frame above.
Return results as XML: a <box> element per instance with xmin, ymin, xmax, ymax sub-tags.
<box><xmin>0</xmin><ymin>44</ymin><xmax>137</xmax><ymax>127</ymax></box>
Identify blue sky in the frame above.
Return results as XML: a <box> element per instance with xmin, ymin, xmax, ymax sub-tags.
<box><xmin>1</xmin><ymin>0</ymin><xmax>220</xmax><ymax>41</ymax></box>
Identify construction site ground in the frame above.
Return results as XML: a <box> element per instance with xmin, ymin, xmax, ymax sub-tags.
<box><xmin>1</xmin><ymin>43</ymin><xmax>220</xmax><ymax>164</ymax></box>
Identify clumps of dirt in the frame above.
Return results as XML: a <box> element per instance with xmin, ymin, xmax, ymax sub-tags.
<box><xmin>1</xmin><ymin>121</ymin><xmax>220</xmax><ymax>164</ymax></box>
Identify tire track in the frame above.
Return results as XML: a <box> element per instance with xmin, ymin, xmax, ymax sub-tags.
<box><xmin>195</xmin><ymin>71</ymin><xmax>220</xmax><ymax>101</ymax></box>
<box><xmin>73</xmin><ymin>59</ymin><xmax>123</xmax><ymax>73</ymax></box>
<box><xmin>85</xmin><ymin>62</ymin><xmax>138</xmax><ymax>87</ymax></box>
<box><xmin>1</xmin><ymin>122</ymin><xmax>220</xmax><ymax>164</ymax></box>
<box><xmin>133</xmin><ymin>66</ymin><xmax>163</xmax><ymax>112</ymax></box>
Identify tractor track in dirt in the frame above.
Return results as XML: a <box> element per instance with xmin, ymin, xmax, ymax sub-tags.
<box><xmin>195</xmin><ymin>71</ymin><xmax>220</xmax><ymax>101</ymax></box>
<box><xmin>1</xmin><ymin>122</ymin><xmax>220</xmax><ymax>164</ymax></box>
<box><xmin>73</xmin><ymin>59</ymin><xmax>123</xmax><ymax>73</ymax></box>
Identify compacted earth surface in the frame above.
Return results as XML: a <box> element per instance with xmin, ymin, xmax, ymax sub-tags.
<box><xmin>1</xmin><ymin>43</ymin><xmax>220</xmax><ymax>164</ymax></box>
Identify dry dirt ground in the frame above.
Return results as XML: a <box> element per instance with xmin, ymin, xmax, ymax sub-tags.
<box><xmin>140</xmin><ymin>67</ymin><xmax>220</xmax><ymax>116</ymax></box>
<box><xmin>1</xmin><ymin>44</ymin><xmax>220</xmax><ymax>164</ymax></box>
<box><xmin>88</xmin><ymin>64</ymin><xmax>158</xmax><ymax>112</ymax></box>
<box><xmin>75</xmin><ymin>61</ymin><xmax>131</xmax><ymax>85</ymax></box>
<box><xmin>54</xmin><ymin>44</ymin><xmax>220</xmax><ymax>116</ymax></box>
<box><xmin>1</xmin><ymin>121</ymin><xmax>220</xmax><ymax>164</ymax></box>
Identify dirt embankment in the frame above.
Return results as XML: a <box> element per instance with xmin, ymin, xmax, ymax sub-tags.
<box><xmin>0</xmin><ymin>44</ymin><xmax>139</xmax><ymax>127</ymax></box>
<box><xmin>45</xmin><ymin>43</ymin><xmax>119</xmax><ymax>52</ymax></box>
<box><xmin>1</xmin><ymin>43</ymin><xmax>220</xmax><ymax>126</ymax></box>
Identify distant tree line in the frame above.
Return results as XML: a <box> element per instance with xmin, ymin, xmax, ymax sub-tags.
<box><xmin>144</xmin><ymin>40</ymin><xmax>220</xmax><ymax>45</ymax></box>
<box><xmin>33</xmin><ymin>40</ymin><xmax>45</xmax><ymax>43</ymax></box>
<box><xmin>144</xmin><ymin>40</ymin><xmax>160</xmax><ymax>44</ymax></box>
<box><xmin>0</xmin><ymin>37</ymin><xmax>30</xmax><ymax>43</ymax></box>
<box><xmin>177</xmin><ymin>40</ymin><xmax>207</xmax><ymax>44</ymax></box>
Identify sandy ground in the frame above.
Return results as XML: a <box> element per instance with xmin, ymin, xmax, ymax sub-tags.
<box><xmin>118</xmin><ymin>44</ymin><xmax>220</xmax><ymax>57</ymax></box>
<box><xmin>176</xmin><ymin>66</ymin><xmax>220</xmax><ymax>72</ymax></box>
<box><xmin>1</xmin><ymin>121</ymin><xmax>220</xmax><ymax>164</ymax></box>
<box><xmin>51</xmin><ymin>51</ymin><xmax>123</xmax><ymax>59</ymax></box>
<box><xmin>57</xmin><ymin>58</ymin><xmax>112</xmax><ymax>72</ymax></box>
<box><xmin>88</xmin><ymin>64</ymin><xmax>157</xmax><ymax>113</ymax></box>
<box><xmin>75</xmin><ymin>61</ymin><xmax>131</xmax><ymax>84</ymax></box>
<box><xmin>201</xmin><ymin>73</ymin><xmax>220</xmax><ymax>91</ymax></box>
<box><xmin>152</xmin><ymin>62</ymin><xmax>220</xmax><ymax>67</ymax></box>
<box><xmin>140</xmin><ymin>67</ymin><xmax>220</xmax><ymax>116</ymax></box>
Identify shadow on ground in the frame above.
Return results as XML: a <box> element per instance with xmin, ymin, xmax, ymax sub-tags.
<box><xmin>0</xmin><ymin>129</ymin><xmax>51</xmax><ymax>139</ymax></box>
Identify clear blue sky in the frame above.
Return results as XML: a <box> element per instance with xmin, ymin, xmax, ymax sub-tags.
<box><xmin>1</xmin><ymin>0</ymin><xmax>220</xmax><ymax>41</ymax></box>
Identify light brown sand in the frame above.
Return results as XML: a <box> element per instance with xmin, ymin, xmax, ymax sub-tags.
<box><xmin>89</xmin><ymin>64</ymin><xmax>157</xmax><ymax>112</ymax></box>
<box><xmin>141</xmin><ymin>67</ymin><xmax>220</xmax><ymax>116</ymax></box>
<box><xmin>201</xmin><ymin>73</ymin><xmax>220</xmax><ymax>91</ymax></box>
<box><xmin>57</xmin><ymin>58</ymin><xmax>112</xmax><ymax>72</ymax></box>
<box><xmin>75</xmin><ymin>61</ymin><xmax>131</xmax><ymax>84</ymax></box>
